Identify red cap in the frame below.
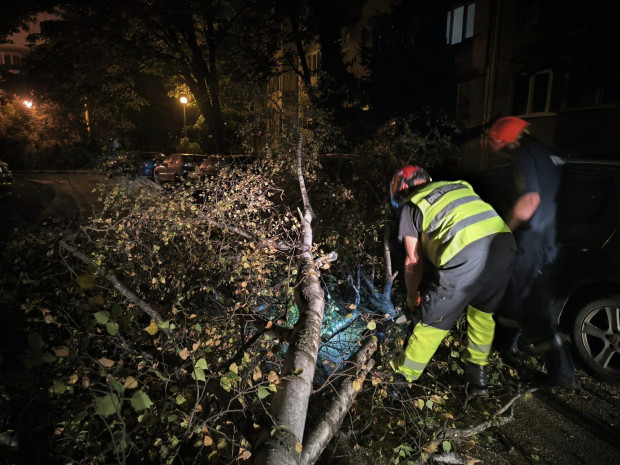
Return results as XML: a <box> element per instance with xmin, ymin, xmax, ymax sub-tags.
<box><xmin>487</xmin><ymin>117</ymin><xmax>530</xmax><ymax>152</ymax></box>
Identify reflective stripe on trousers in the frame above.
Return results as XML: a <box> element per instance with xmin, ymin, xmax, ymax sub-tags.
<box><xmin>391</xmin><ymin>322</ymin><xmax>448</xmax><ymax>381</ymax></box>
<box><xmin>391</xmin><ymin>305</ymin><xmax>495</xmax><ymax>381</ymax></box>
<box><xmin>465</xmin><ymin>306</ymin><xmax>495</xmax><ymax>366</ymax></box>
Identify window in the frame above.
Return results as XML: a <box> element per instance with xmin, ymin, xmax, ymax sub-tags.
<box><xmin>446</xmin><ymin>3</ymin><xmax>475</xmax><ymax>45</ymax></box>
<box><xmin>0</xmin><ymin>52</ymin><xmax>19</xmax><ymax>66</ymax></box>
<box><xmin>511</xmin><ymin>70</ymin><xmax>553</xmax><ymax>115</ymax></box>
<box><xmin>456</xmin><ymin>83</ymin><xmax>473</xmax><ymax>123</ymax></box>
<box><xmin>282</xmin><ymin>70</ymin><xmax>297</xmax><ymax>92</ymax></box>
<box><xmin>306</xmin><ymin>52</ymin><xmax>320</xmax><ymax>72</ymax></box>
<box><xmin>268</xmin><ymin>75</ymin><xmax>281</xmax><ymax>93</ymax></box>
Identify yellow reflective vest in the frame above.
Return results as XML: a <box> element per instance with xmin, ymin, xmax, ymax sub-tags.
<box><xmin>407</xmin><ymin>181</ymin><xmax>510</xmax><ymax>267</ymax></box>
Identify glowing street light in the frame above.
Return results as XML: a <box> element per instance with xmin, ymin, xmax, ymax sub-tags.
<box><xmin>179</xmin><ymin>96</ymin><xmax>188</xmax><ymax>138</ymax></box>
<box><xmin>23</xmin><ymin>100</ymin><xmax>33</xmax><ymax>108</ymax></box>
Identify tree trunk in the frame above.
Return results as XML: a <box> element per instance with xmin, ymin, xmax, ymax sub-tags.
<box><xmin>254</xmin><ymin>132</ymin><xmax>325</xmax><ymax>464</ymax></box>
<box><xmin>300</xmin><ymin>337</ymin><xmax>377</xmax><ymax>465</ymax></box>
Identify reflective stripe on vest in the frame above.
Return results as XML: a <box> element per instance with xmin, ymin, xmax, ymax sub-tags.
<box><xmin>407</xmin><ymin>181</ymin><xmax>510</xmax><ymax>267</ymax></box>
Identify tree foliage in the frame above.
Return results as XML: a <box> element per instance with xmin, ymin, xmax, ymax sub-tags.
<box><xmin>0</xmin><ymin>95</ymin><xmax>93</xmax><ymax>169</ymax></box>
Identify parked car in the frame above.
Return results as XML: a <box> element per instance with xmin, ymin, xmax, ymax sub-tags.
<box><xmin>0</xmin><ymin>159</ymin><xmax>13</xmax><ymax>190</ymax></box>
<box><xmin>468</xmin><ymin>159</ymin><xmax>620</xmax><ymax>385</ymax></box>
<box><xmin>107</xmin><ymin>151</ymin><xmax>166</xmax><ymax>178</ymax></box>
<box><xmin>191</xmin><ymin>154</ymin><xmax>257</xmax><ymax>181</ymax></box>
<box><xmin>153</xmin><ymin>153</ymin><xmax>212</xmax><ymax>184</ymax></box>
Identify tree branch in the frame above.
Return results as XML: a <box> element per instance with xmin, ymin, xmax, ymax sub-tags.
<box><xmin>414</xmin><ymin>388</ymin><xmax>539</xmax><ymax>464</ymax></box>
<box><xmin>300</xmin><ymin>337</ymin><xmax>377</xmax><ymax>465</ymax></box>
<box><xmin>58</xmin><ymin>240</ymin><xmax>173</xmax><ymax>338</ymax></box>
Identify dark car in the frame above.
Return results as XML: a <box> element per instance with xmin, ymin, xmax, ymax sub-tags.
<box><xmin>0</xmin><ymin>159</ymin><xmax>13</xmax><ymax>191</ymax></box>
<box><xmin>468</xmin><ymin>159</ymin><xmax>620</xmax><ymax>385</ymax></box>
<box><xmin>153</xmin><ymin>153</ymin><xmax>212</xmax><ymax>184</ymax></box>
<box><xmin>107</xmin><ymin>151</ymin><xmax>166</xmax><ymax>178</ymax></box>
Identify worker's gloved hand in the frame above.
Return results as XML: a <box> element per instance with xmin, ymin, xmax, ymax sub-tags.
<box><xmin>404</xmin><ymin>293</ymin><xmax>422</xmax><ymax>321</ymax></box>
<box><xmin>406</xmin><ymin>293</ymin><xmax>422</xmax><ymax>310</ymax></box>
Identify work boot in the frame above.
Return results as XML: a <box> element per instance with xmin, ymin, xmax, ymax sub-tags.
<box><xmin>544</xmin><ymin>343</ymin><xmax>580</xmax><ymax>391</ymax></box>
<box><xmin>463</xmin><ymin>361</ymin><xmax>489</xmax><ymax>397</ymax></box>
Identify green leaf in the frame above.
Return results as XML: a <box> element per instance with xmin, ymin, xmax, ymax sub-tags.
<box><xmin>52</xmin><ymin>382</ymin><xmax>66</xmax><ymax>394</ymax></box>
<box><xmin>367</xmin><ymin>321</ymin><xmax>377</xmax><ymax>331</ymax></box>
<box><xmin>426</xmin><ymin>399</ymin><xmax>434</xmax><ymax>410</ymax></box>
<box><xmin>130</xmin><ymin>390</ymin><xmax>153</xmax><ymax>411</ymax></box>
<box><xmin>109</xmin><ymin>377</ymin><xmax>125</xmax><ymax>393</ymax></box>
<box><xmin>220</xmin><ymin>376</ymin><xmax>231</xmax><ymax>392</ymax></box>
<box><xmin>106</xmin><ymin>322</ymin><xmax>119</xmax><ymax>336</ymax></box>
<box><xmin>93</xmin><ymin>311</ymin><xmax>110</xmax><ymax>324</ymax></box>
<box><xmin>195</xmin><ymin>358</ymin><xmax>208</xmax><ymax>370</ymax></box>
<box><xmin>95</xmin><ymin>394</ymin><xmax>120</xmax><ymax>416</ymax></box>
<box><xmin>442</xmin><ymin>441</ymin><xmax>452</xmax><ymax>452</ymax></box>
<box><xmin>110</xmin><ymin>304</ymin><xmax>124</xmax><ymax>320</ymax></box>
<box><xmin>176</xmin><ymin>395</ymin><xmax>186</xmax><ymax>405</ymax></box>
<box><xmin>193</xmin><ymin>368</ymin><xmax>206</xmax><ymax>382</ymax></box>
<box><xmin>76</xmin><ymin>274</ymin><xmax>96</xmax><ymax>289</ymax></box>
<box><xmin>28</xmin><ymin>333</ymin><xmax>45</xmax><ymax>350</ymax></box>
<box><xmin>257</xmin><ymin>386</ymin><xmax>271</xmax><ymax>399</ymax></box>
<box><xmin>74</xmin><ymin>410</ymin><xmax>88</xmax><ymax>423</ymax></box>
<box><xmin>42</xmin><ymin>352</ymin><xmax>57</xmax><ymax>363</ymax></box>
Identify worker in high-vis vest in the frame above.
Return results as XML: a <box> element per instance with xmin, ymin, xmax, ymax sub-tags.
<box><xmin>389</xmin><ymin>165</ymin><xmax>516</xmax><ymax>395</ymax></box>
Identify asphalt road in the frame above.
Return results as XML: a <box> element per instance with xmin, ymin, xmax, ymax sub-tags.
<box><xmin>1</xmin><ymin>171</ymin><xmax>619</xmax><ymax>464</ymax></box>
<box><xmin>0</xmin><ymin>170</ymin><xmax>108</xmax><ymax>241</ymax></box>
<box><xmin>477</xmin><ymin>373</ymin><xmax>620</xmax><ymax>464</ymax></box>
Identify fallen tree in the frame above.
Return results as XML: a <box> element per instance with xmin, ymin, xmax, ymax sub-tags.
<box><xmin>0</xmin><ymin>121</ymin><xmax>555</xmax><ymax>465</ymax></box>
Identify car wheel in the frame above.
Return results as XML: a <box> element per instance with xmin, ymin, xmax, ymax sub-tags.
<box><xmin>572</xmin><ymin>295</ymin><xmax>620</xmax><ymax>385</ymax></box>
<box><xmin>154</xmin><ymin>172</ymin><xmax>161</xmax><ymax>185</ymax></box>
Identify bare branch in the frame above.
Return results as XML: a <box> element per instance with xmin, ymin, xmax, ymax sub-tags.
<box><xmin>414</xmin><ymin>388</ymin><xmax>539</xmax><ymax>464</ymax></box>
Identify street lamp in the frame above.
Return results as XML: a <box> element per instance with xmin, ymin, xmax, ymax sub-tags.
<box><xmin>179</xmin><ymin>96</ymin><xmax>188</xmax><ymax>138</ymax></box>
<box><xmin>23</xmin><ymin>100</ymin><xmax>33</xmax><ymax>108</ymax></box>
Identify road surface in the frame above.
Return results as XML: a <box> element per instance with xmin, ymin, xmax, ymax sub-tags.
<box><xmin>0</xmin><ymin>170</ymin><xmax>108</xmax><ymax>241</ymax></box>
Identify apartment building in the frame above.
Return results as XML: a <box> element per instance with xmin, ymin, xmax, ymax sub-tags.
<box><xmin>0</xmin><ymin>12</ymin><xmax>57</xmax><ymax>98</ymax></box>
<box><xmin>447</xmin><ymin>0</ymin><xmax>619</xmax><ymax>170</ymax></box>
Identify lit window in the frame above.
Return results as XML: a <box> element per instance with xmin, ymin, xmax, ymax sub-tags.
<box><xmin>446</xmin><ymin>3</ymin><xmax>475</xmax><ymax>45</ymax></box>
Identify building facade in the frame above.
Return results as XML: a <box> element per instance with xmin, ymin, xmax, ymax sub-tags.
<box><xmin>0</xmin><ymin>12</ymin><xmax>57</xmax><ymax>98</ymax></box>
<box><xmin>448</xmin><ymin>0</ymin><xmax>620</xmax><ymax>170</ymax></box>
